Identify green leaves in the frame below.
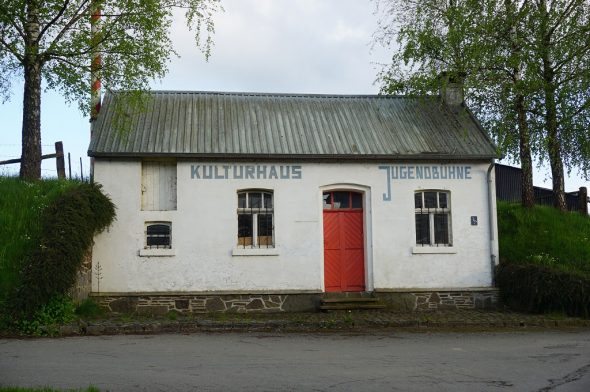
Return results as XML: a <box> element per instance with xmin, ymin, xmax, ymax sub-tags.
<box><xmin>0</xmin><ymin>0</ymin><xmax>220</xmax><ymax>114</ymax></box>
<box><xmin>376</xmin><ymin>0</ymin><xmax>590</xmax><ymax>190</ymax></box>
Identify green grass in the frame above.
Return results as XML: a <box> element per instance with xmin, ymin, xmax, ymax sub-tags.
<box><xmin>497</xmin><ymin>201</ymin><xmax>590</xmax><ymax>276</ymax></box>
<box><xmin>74</xmin><ymin>298</ymin><xmax>105</xmax><ymax>319</ymax></box>
<box><xmin>0</xmin><ymin>387</ymin><xmax>99</xmax><ymax>392</ymax></box>
<box><xmin>0</xmin><ymin>177</ymin><xmax>78</xmax><ymax>309</ymax></box>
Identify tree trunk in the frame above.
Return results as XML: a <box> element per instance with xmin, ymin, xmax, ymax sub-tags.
<box><xmin>539</xmin><ymin>0</ymin><xmax>567</xmax><ymax>212</ymax></box>
<box><xmin>20</xmin><ymin>62</ymin><xmax>42</xmax><ymax>180</ymax></box>
<box><xmin>515</xmin><ymin>93</ymin><xmax>534</xmax><ymax>208</ymax></box>
<box><xmin>543</xmin><ymin>76</ymin><xmax>567</xmax><ymax>211</ymax></box>
<box><xmin>19</xmin><ymin>0</ymin><xmax>42</xmax><ymax>180</ymax></box>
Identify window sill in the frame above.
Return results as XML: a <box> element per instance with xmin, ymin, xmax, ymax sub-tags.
<box><xmin>139</xmin><ymin>248</ymin><xmax>176</xmax><ymax>257</ymax></box>
<box><xmin>412</xmin><ymin>246</ymin><xmax>456</xmax><ymax>254</ymax></box>
<box><xmin>232</xmin><ymin>247</ymin><xmax>280</xmax><ymax>257</ymax></box>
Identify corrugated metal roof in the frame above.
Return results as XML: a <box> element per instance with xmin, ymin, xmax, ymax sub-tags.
<box><xmin>88</xmin><ymin>91</ymin><xmax>497</xmax><ymax>160</ymax></box>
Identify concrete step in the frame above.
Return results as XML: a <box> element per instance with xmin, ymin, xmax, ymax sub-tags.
<box><xmin>319</xmin><ymin>303</ymin><xmax>387</xmax><ymax>311</ymax></box>
<box><xmin>321</xmin><ymin>291</ymin><xmax>374</xmax><ymax>299</ymax></box>
<box><xmin>321</xmin><ymin>297</ymin><xmax>380</xmax><ymax>303</ymax></box>
<box><xmin>319</xmin><ymin>294</ymin><xmax>386</xmax><ymax>311</ymax></box>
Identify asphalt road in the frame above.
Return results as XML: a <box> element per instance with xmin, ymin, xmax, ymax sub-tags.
<box><xmin>1</xmin><ymin>331</ymin><xmax>590</xmax><ymax>391</ymax></box>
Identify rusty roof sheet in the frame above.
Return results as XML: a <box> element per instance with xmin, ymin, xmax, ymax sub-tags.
<box><xmin>88</xmin><ymin>91</ymin><xmax>497</xmax><ymax>161</ymax></box>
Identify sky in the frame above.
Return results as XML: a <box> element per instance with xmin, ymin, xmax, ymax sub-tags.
<box><xmin>0</xmin><ymin>0</ymin><xmax>587</xmax><ymax>191</ymax></box>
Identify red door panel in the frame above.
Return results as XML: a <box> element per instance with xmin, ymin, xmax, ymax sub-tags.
<box><xmin>323</xmin><ymin>197</ymin><xmax>365</xmax><ymax>292</ymax></box>
<box><xmin>323</xmin><ymin>213</ymin><xmax>341</xmax><ymax>249</ymax></box>
<box><xmin>345</xmin><ymin>249</ymin><xmax>365</xmax><ymax>291</ymax></box>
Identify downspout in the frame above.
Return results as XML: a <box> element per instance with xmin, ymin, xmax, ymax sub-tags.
<box><xmin>487</xmin><ymin>161</ymin><xmax>499</xmax><ymax>286</ymax></box>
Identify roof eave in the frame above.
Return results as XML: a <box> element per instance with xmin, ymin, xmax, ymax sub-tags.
<box><xmin>88</xmin><ymin>151</ymin><xmax>498</xmax><ymax>162</ymax></box>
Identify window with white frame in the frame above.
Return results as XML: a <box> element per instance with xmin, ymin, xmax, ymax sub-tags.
<box><xmin>414</xmin><ymin>190</ymin><xmax>451</xmax><ymax>246</ymax></box>
<box><xmin>237</xmin><ymin>190</ymin><xmax>274</xmax><ymax>248</ymax></box>
<box><xmin>145</xmin><ymin>222</ymin><xmax>172</xmax><ymax>249</ymax></box>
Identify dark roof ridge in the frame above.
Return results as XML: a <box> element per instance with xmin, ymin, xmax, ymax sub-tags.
<box><xmin>106</xmin><ymin>89</ymin><xmax>441</xmax><ymax>100</ymax></box>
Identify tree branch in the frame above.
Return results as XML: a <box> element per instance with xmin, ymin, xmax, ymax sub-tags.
<box><xmin>41</xmin><ymin>0</ymin><xmax>92</xmax><ymax>61</ymax></box>
<box><xmin>547</xmin><ymin>0</ymin><xmax>579</xmax><ymax>38</ymax></box>
<box><xmin>46</xmin><ymin>53</ymin><xmax>89</xmax><ymax>71</ymax></box>
<box><xmin>37</xmin><ymin>0</ymin><xmax>72</xmax><ymax>45</ymax></box>
<box><xmin>560</xmin><ymin>97</ymin><xmax>590</xmax><ymax>123</ymax></box>
<box><xmin>0</xmin><ymin>13</ymin><xmax>26</xmax><ymax>41</ymax></box>
<box><xmin>0</xmin><ymin>36</ymin><xmax>24</xmax><ymax>63</ymax></box>
<box><xmin>554</xmin><ymin>40</ymin><xmax>590</xmax><ymax>72</ymax></box>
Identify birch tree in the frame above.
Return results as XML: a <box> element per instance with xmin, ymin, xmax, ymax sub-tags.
<box><xmin>375</xmin><ymin>0</ymin><xmax>590</xmax><ymax>210</ymax></box>
<box><xmin>529</xmin><ymin>0</ymin><xmax>590</xmax><ymax>210</ymax></box>
<box><xmin>0</xmin><ymin>0</ymin><xmax>220</xmax><ymax>180</ymax></box>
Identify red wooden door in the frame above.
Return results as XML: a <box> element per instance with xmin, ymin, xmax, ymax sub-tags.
<box><xmin>323</xmin><ymin>191</ymin><xmax>365</xmax><ymax>292</ymax></box>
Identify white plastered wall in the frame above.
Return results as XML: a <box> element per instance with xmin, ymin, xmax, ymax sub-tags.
<box><xmin>92</xmin><ymin>160</ymin><xmax>496</xmax><ymax>293</ymax></box>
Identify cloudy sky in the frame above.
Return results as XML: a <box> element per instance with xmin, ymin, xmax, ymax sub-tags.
<box><xmin>0</xmin><ymin>0</ymin><xmax>586</xmax><ymax>190</ymax></box>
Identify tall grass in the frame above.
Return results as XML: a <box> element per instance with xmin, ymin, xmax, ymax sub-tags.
<box><xmin>0</xmin><ymin>177</ymin><xmax>77</xmax><ymax>308</ymax></box>
<box><xmin>497</xmin><ymin>202</ymin><xmax>590</xmax><ymax>317</ymax></box>
<box><xmin>497</xmin><ymin>201</ymin><xmax>590</xmax><ymax>276</ymax></box>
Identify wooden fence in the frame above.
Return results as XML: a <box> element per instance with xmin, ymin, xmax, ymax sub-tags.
<box><xmin>0</xmin><ymin>141</ymin><xmax>66</xmax><ymax>179</ymax></box>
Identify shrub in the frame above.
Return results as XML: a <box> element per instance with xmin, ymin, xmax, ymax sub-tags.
<box><xmin>496</xmin><ymin>263</ymin><xmax>590</xmax><ymax>318</ymax></box>
<box><xmin>75</xmin><ymin>298</ymin><xmax>105</xmax><ymax>318</ymax></box>
<box><xmin>16</xmin><ymin>295</ymin><xmax>76</xmax><ymax>336</ymax></box>
<box><xmin>8</xmin><ymin>182</ymin><xmax>115</xmax><ymax>320</ymax></box>
<box><xmin>0</xmin><ymin>177</ymin><xmax>77</xmax><ymax>311</ymax></box>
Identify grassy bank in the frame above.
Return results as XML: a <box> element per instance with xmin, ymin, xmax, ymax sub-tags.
<box><xmin>497</xmin><ymin>201</ymin><xmax>590</xmax><ymax>276</ymax></box>
<box><xmin>497</xmin><ymin>202</ymin><xmax>590</xmax><ymax>316</ymax></box>
<box><xmin>0</xmin><ymin>177</ymin><xmax>77</xmax><ymax>308</ymax></box>
<box><xmin>0</xmin><ymin>177</ymin><xmax>115</xmax><ymax>333</ymax></box>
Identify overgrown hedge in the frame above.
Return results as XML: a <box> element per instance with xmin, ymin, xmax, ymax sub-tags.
<box><xmin>496</xmin><ymin>263</ymin><xmax>590</xmax><ymax>318</ymax></box>
<box><xmin>9</xmin><ymin>182</ymin><xmax>115</xmax><ymax>319</ymax></box>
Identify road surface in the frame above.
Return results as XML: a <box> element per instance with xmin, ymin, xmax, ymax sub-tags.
<box><xmin>1</xmin><ymin>331</ymin><xmax>590</xmax><ymax>391</ymax></box>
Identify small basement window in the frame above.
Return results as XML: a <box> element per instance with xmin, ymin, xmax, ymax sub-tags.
<box><xmin>145</xmin><ymin>222</ymin><xmax>172</xmax><ymax>249</ymax></box>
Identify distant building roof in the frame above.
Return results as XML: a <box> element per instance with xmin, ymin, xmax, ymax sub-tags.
<box><xmin>88</xmin><ymin>91</ymin><xmax>497</xmax><ymax>161</ymax></box>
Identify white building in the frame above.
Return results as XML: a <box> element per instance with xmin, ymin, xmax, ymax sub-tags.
<box><xmin>89</xmin><ymin>89</ymin><xmax>499</xmax><ymax>313</ymax></box>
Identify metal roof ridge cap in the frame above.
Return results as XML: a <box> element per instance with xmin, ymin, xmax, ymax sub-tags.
<box><xmin>105</xmin><ymin>90</ymin><xmax>439</xmax><ymax>100</ymax></box>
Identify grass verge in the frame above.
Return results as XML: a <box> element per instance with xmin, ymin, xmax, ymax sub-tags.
<box><xmin>497</xmin><ymin>201</ymin><xmax>590</xmax><ymax>276</ymax></box>
<box><xmin>0</xmin><ymin>387</ymin><xmax>99</xmax><ymax>392</ymax></box>
<box><xmin>497</xmin><ymin>202</ymin><xmax>590</xmax><ymax>317</ymax></box>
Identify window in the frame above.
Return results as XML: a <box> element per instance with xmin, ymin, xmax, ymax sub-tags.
<box><xmin>237</xmin><ymin>190</ymin><xmax>274</xmax><ymax>248</ymax></box>
<box><xmin>323</xmin><ymin>191</ymin><xmax>363</xmax><ymax>210</ymax></box>
<box><xmin>415</xmin><ymin>190</ymin><xmax>451</xmax><ymax>246</ymax></box>
<box><xmin>145</xmin><ymin>222</ymin><xmax>172</xmax><ymax>249</ymax></box>
<box><xmin>141</xmin><ymin>161</ymin><xmax>177</xmax><ymax>211</ymax></box>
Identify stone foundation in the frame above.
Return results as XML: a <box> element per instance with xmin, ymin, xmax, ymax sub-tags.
<box><xmin>91</xmin><ymin>288</ymin><xmax>498</xmax><ymax>315</ymax></box>
<box><xmin>91</xmin><ymin>293</ymin><xmax>319</xmax><ymax>315</ymax></box>
<box><xmin>375</xmin><ymin>288</ymin><xmax>499</xmax><ymax>312</ymax></box>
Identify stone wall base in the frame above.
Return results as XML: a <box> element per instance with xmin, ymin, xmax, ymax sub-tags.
<box><xmin>90</xmin><ymin>293</ymin><xmax>320</xmax><ymax>315</ymax></box>
<box><xmin>374</xmin><ymin>289</ymin><xmax>499</xmax><ymax>312</ymax></box>
<box><xmin>91</xmin><ymin>288</ymin><xmax>498</xmax><ymax>315</ymax></box>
